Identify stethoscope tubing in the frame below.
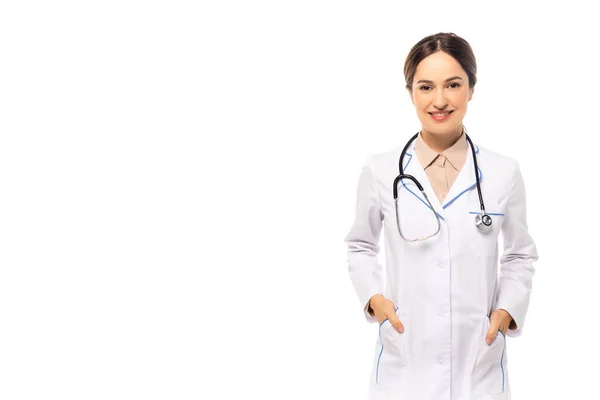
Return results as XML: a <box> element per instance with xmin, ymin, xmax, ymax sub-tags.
<box><xmin>393</xmin><ymin>130</ymin><xmax>492</xmax><ymax>241</ymax></box>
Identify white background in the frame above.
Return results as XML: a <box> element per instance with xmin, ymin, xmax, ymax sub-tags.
<box><xmin>0</xmin><ymin>1</ymin><xmax>597</xmax><ymax>399</ymax></box>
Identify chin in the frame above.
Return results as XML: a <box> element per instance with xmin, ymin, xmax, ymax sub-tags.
<box><xmin>420</xmin><ymin>117</ymin><xmax>463</xmax><ymax>135</ymax></box>
<box><xmin>421</xmin><ymin>125</ymin><xmax>456</xmax><ymax>136</ymax></box>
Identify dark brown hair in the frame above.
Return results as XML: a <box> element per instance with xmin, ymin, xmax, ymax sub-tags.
<box><xmin>404</xmin><ymin>32</ymin><xmax>477</xmax><ymax>91</ymax></box>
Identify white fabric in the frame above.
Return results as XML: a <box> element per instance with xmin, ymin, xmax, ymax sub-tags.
<box><xmin>345</xmin><ymin>138</ymin><xmax>538</xmax><ymax>400</ymax></box>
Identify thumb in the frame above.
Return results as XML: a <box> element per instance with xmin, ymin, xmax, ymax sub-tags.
<box><xmin>388</xmin><ymin>314</ymin><xmax>404</xmax><ymax>333</ymax></box>
<box><xmin>486</xmin><ymin>322</ymin><xmax>499</xmax><ymax>344</ymax></box>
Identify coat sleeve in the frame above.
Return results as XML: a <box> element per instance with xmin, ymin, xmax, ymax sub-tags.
<box><xmin>344</xmin><ymin>156</ymin><xmax>384</xmax><ymax>324</ymax></box>
<box><xmin>495</xmin><ymin>161</ymin><xmax>539</xmax><ymax>337</ymax></box>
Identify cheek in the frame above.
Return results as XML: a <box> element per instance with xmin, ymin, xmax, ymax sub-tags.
<box><xmin>413</xmin><ymin>95</ymin><xmax>429</xmax><ymax>110</ymax></box>
<box><xmin>454</xmin><ymin>91</ymin><xmax>471</xmax><ymax>105</ymax></box>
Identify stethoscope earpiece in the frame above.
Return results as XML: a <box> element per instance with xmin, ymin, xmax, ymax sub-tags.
<box><xmin>474</xmin><ymin>213</ymin><xmax>493</xmax><ymax>233</ymax></box>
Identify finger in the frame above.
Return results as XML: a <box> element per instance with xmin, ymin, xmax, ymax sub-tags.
<box><xmin>378</xmin><ymin>299</ymin><xmax>403</xmax><ymax>333</ymax></box>
<box><xmin>384</xmin><ymin>301</ymin><xmax>403</xmax><ymax>333</ymax></box>
<box><xmin>486</xmin><ymin>323</ymin><xmax>499</xmax><ymax>344</ymax></box>
<box><xmin>388</xmin><ymin>314</ymin><xmax>404</xmax><ymax>333</ymax></box>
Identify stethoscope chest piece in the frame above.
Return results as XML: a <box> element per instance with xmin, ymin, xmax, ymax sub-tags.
<box><xmin>395</xmin><ymin>129</ymin><xmax>493</xmax><ymax>240</ymax></box>
<box><xmin>474</xmin><ymin>213</ymin><xmax>493</xmax><ymax>233</ymax></box>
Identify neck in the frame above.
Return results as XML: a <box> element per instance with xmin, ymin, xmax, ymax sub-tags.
<box><xmin>420</xmin><ymin>125</ymin><xmax>464</xmax><ymax>153</ymax></box>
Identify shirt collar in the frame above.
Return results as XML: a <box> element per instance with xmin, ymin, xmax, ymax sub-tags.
<box><xmin>414</xmin><ymin>128</ymin><xmax>468</xmax><ymax>171</ymax></box>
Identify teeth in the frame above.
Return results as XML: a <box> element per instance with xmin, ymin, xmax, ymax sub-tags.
<box><xmin>432</xmin><ymin>112</ymin><xmax>449</xmax><ymax>116</ymax></box>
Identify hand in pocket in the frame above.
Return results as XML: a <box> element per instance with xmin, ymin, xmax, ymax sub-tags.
<box><xmin>369</xmin><ymin>294</ymin><xmax>404</xmax><ymax>332</ymax></box>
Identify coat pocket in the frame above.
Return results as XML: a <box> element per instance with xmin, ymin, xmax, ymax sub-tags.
<box><xmin>375</xmin><ymin>312</ymin><xmax>407</xmax><ymax>388</ymax></box>
<box><xmin>471</xmin><ymin>317</ymin><xmax>507</xmax><ymax>396</ymax></box>
<box><xmin>467</xmin><ymin>204</ymin><xmax>505</xmax><ymax>258</ymax></box>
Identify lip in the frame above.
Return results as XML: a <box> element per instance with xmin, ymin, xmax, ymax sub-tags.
<box><xmin>428</xmin><ymin>110</ymin><xmax>454</xmax><ymax>121</ymax></box>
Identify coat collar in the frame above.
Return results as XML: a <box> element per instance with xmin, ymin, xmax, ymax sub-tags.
<box><xmin>400</xmin><ymin>136</ymin><xmax>482</xmax><ymax>216</ymax></box>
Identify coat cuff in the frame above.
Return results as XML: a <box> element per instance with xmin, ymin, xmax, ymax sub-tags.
<box><xmin>496</xmin><ymin>307</ymin><xmax>521</xmax><ymax>338</ymax></box>
<box><xmin>360</xmin><ymin>289</ymin><xmax>381</xmax><ymax>323</ymax></box>
<box><xmin>363</xmin><ymin>296</ymin><xmax>379</xmax><ymax>323</ymax></box>
<box><xmin>495</xmin><ymin>287</ymin><xmax>527</xmax><ymax>338</ymax></box>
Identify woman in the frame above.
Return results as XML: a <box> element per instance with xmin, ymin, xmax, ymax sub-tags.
<box><xmin>345</xmin><ymin>32</ymin><xmax>538</xmax><ymax>400</ymax></box>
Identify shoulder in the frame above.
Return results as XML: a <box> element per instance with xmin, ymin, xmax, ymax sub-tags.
<box><xmin>363</xmin><ymin>145</ymin><xmax>404</xmax><ymax>177</ymax></box>
<box><xmin>475</xmin><ymin>143</ymin><xmax>519</xmax><ymax>173</ymax></box>
<box><xmin>475</xmin><ymin>144</ymin><xmax>525</xmax><ymax>202</ymax></box>
<box><xmin>358</xmin><ymin>146</ymin><xmax>405</xmax><ymax>188</ymax></box>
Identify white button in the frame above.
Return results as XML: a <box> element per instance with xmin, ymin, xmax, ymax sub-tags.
<box><xmin>437</xmin><ymin>359</ymin><xmax>443</xmax><ymax>364</ymax></box>
<box><xmin>438</xmin><ymin>263</ymin><xmax>445</xmax><ymax>268</ymax></box>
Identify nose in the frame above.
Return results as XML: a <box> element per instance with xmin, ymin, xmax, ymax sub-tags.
<box><xmin>433</xmin><ymin>88</ymin><xmax>448</xmax><ymax>109</ymax></box>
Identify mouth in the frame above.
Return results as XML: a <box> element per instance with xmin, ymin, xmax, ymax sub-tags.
<box><xmin>428</xmin><ymin>110</ymin><xmax>454</xmax><ymax>121</ymax></box>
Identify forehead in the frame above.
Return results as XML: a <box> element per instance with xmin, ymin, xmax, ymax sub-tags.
<box><xmin>414</xmin><ymin>51</ymin><xmax>466</xmax><ymax>80</ymax></box>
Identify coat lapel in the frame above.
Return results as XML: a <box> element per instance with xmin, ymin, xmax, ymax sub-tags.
<box><xmin>441</xmin><ymin>143</ymin><xmax>482</xmax><ymax>209</ymax></box>
<box><xmin>401</xmin><ymin>141</ymin><xmax>445</xmax><ymax>220</ymax></box>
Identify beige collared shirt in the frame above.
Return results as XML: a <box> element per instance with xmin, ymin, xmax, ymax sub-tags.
<box><xmin>414</xmin><ymin>130</ymin><xmax>468</xmax><ymax>204</ymax></box>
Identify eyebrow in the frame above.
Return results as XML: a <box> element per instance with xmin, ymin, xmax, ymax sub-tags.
<box><xmin>415</xmin><ymin>76</ymin><xmax>463</xmax><ymax>84</ymax></box>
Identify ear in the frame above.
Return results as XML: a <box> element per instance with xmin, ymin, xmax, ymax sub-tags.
<box><xmin>406</xmin><ymin>86</ymin><xmax>414</xmax><ymax>105</ymax></box>
<box><xmin>468</xmin><ymin>87</ymin><xmax>474</xmax><ymax>102</ymax></box>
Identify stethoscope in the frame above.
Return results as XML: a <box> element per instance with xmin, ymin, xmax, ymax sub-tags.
<box><xmin>392</xmin><ymin>130</ymin><xmax>492</xmax><ymax>242</ymax></box>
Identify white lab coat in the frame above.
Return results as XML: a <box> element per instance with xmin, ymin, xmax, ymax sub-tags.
<box><xmin>345</xmin><ymin>138</ymin><xmax>538</xmax><ymax>400</ymax></box>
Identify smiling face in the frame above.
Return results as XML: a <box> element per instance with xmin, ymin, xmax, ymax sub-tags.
<box><xmin>407</xmin><ymin>51</ymin><xmax>474</xmax><ymax>141</ymax></box>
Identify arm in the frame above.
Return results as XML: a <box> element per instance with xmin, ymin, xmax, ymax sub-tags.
<box><xmin>344</xmin><ymin>156</ymin><xmax>384</xmax><ymax>324</ymax></box>
<box><xmin>495</xmin><ymin>162</ymin><xmax>539</xmax><ymax>337</ymax></box>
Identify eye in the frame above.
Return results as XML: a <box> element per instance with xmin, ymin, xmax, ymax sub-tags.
<box><xmin>449</xmin><ymin>82</ymin><xmax>461</xmax><ymax>88</ymax></box>
<box><xmin>419</xmin><ymin>85</ymin><xmax>431</xmax><ymax>91</ymax></box>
